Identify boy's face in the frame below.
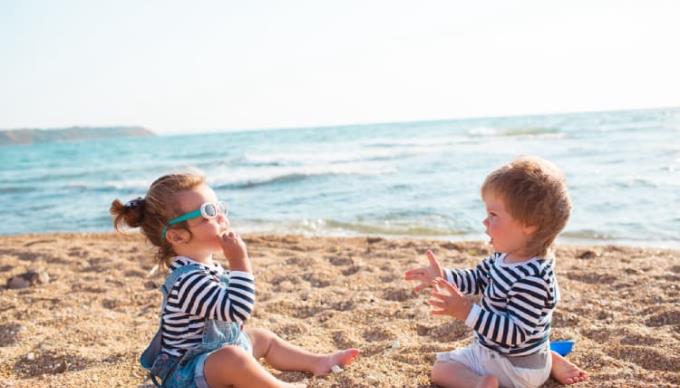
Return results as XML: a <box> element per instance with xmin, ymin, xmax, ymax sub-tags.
<box><xmin>482</xmin><ymin>191</ymin><xmax>536</xmax><ymax>259</ymax></box>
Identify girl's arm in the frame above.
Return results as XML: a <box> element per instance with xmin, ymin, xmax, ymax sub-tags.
<box><xmin>167</xmin><ymin>269</ymin><xmax>256</xmax><ymax>324</ymax></box>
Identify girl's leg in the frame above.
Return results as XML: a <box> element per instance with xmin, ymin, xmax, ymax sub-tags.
<box><xmin>246</xmin><ymin>327</ymin><xmax>359</xmax><ymax>376</ymax></box>
<box><xmin>431</xmin><ymin>360</ymin><xmax>498</xmax><ymax>388</ymax></box>
<box><xmin>203</xmin><ymin>345</ymin><xmax>302</xmax><ymax>388</ymax></box>
<box><xmin>550</xmin><ymin>351</ymin><xmax>588</xmax><ymax>384</ymax></box>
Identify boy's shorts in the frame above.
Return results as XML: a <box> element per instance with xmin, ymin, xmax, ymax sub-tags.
<box><xmin>436</xmin><ymin>340</ymin><xmax>551</xmax><ymax>388</ymax></box>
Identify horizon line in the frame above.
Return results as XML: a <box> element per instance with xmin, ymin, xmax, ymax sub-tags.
<box><xmin>4</xmin><ymin>104</ymin><xmax>678</xmax><ymax>135</ymax></box>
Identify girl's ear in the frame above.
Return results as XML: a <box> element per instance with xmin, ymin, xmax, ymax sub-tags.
<box><xmin>166</xmin><ymin>229</ymin><xmax>189</xmax><ymax>245</ymax></box>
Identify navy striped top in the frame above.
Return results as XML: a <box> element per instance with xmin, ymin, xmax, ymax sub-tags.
<box><xmin>444</xmin><ymin>252</ymin><xmax>559</xmax><ymax>356</ymax></box>
<box><xmin>160</xmin><ymin>256</ymin><xmax>256</xmax><ymax>357</ymax></box>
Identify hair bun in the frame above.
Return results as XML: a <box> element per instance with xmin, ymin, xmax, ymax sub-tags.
<box><xmin>124</xmin><ymin>197</ymin><xmax>145</xmax><ymax>209</ymax></box>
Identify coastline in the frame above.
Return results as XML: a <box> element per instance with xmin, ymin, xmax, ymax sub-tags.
<box><xmin>0</xmin><ymin>232</ymin><xmax>678</xmax><ymax>387</ymax></box>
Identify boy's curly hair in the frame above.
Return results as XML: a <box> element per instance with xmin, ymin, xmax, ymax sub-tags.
<box><xmin>481</xmin><ymin>156</ymin><xmax>571</xmax><ymax>258</ymax></box>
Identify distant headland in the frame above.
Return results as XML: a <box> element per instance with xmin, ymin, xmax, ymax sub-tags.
<box><xmin>0</xmin><ymin>126</ymin><xmax>156</xmax><ymax>145</ymax></box>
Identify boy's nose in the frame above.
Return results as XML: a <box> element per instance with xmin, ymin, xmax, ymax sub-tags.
<box><xmin>482</xmin><ymin>218</ymin><xmax>489</xmax><ymax>228</ymax></box>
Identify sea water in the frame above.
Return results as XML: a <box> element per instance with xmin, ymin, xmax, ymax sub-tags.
<box><xmin>1</xmin><ymin>108</ymin><xmax>679</xmax><ymax>247</ymax></box>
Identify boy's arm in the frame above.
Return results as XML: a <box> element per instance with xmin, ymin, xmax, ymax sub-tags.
<box><xmin>442</xmin><ymin>256</ymin><xmax>493</xmax><ymax>295</ymax></box>
<box><xmin>464</xmin><ymin>275</ymin><xmax>551</xmax><ymax>346</ymax></box>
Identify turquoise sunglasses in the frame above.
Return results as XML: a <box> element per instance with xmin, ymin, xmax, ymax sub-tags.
<box><xmin>161</xmin><ymin>201</ymin><xmax>228</xmax><ymax>240</ymax></box>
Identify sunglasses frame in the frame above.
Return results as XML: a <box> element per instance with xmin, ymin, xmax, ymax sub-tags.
<box><xmin>161</xmin><ymin>201</ymin><xmax>227</xmax><ymax>240</ymax></box>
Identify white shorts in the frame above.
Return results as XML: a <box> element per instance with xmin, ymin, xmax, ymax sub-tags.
<box><xmin>436</xmin><ymin>341</ymin><xmax>552</xmax><ymax>388</ymax></box>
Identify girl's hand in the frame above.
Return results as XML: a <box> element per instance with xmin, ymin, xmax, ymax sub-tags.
<box><xmin>429</xmin><ymin>278</ymin><xmax>472</xmax><ymax>321</ymax></box>
<box><xmin>404</xmin><ymin>250</ymin><xmax>444</xmax><ymax>293</ymax></box>
<box><xmin>220</xmin><ymin>232</ymin><xmax>251</xmax><ymax>272</ymax></box>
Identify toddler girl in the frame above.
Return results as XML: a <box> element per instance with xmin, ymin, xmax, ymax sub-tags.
<box><xmin>111</xmin><ymin>171</ymin><xmax>358</xmax><ymax>388</ymax></box>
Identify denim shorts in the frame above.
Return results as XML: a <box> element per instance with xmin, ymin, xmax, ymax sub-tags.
<box><xmin>163</xmin><ymin>330</ymin><xmax>253</xmax><ymax>388</ymax></box>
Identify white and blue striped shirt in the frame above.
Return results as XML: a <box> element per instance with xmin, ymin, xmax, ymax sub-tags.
<box><xmin>444</xmin><ymin>252</ymin><xmax>559</xmax><ymax>356</ymax></box>
<box><xmin>160</xmin><ymin>257</ymin><xmax>256</xmax><ymax>357</ymax></box>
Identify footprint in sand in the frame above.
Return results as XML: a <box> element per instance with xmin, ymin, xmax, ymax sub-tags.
<box><xmin>610</xmin><ymin>345</ymin><xmax>680</xmax><ymax>372</ymax></box>
<box><xmin>123</xmin><ymin>269</ymin><xmax>147</xmax><ymax>278</ymax></box>
<box><xmin>362</xmin><ymin>327</ymin><xmax>394</xmax><ymax>342</ymax></box>
<box><xmin>276</xmin><ymin>322</ymin><xmax>310</xmax><ymax>339</ymax></box>
<box><xmin>420</xmin><ymin>321</ymin><xmax>468</xmax><ymax>342</ymax></box>
<box><xmin>382</xmin><ymin>287</ymin><xmax>415</xmax><ymax>302</ymax></box>
<box><xmin>0</xmin><ymin>323</ymin><xmax>25</xmax><ymax>346</ymax></box>
<box><xmin>332</xmin><ymin>330</ymin><xmax>361</xmax><ymax>348</ymax></box>
<box><xmin>551</xmin><ymin>310</ymin><xmax>581</xmax><ymax>328</ymax></box>
<box><xmin>565</xmin><ymin>272</ymin><xmax>616</xmax><ymax>284</ymax></box>
<box><xmin>620</xmin><ymin>334</ymin><xmax>661</xmax><ymax>346</ymax></box>
<box><xmin>327</xmin><ymin>256</ymin><xmax>353</xmax><ymax>266</ymax></box>
<box><xmin>15</xmin><ymin>351</ymin><xmax>90</xmax><ymax>377</ymax></box>
<box><xmin>23</xmin><ymin>239</ymin><xmax>56</xmax><ymax>247</ymax></box>
<box><xmin>342</xmin><ymin>265</ymin><xmax>362</xmax><ymax>276</ymax></box>
<box><xmin>645</xmin><ymin>308</ymin><xmax>680</xmax><ymax>327</ymax></box>
<box><xmin>581</xmin><ymin>327</ymin><xmax>611</xmax><ymax>343</ymax></box>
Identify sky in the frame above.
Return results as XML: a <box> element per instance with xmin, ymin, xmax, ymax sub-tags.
<box><xmin>1</xmin><ymin>0</ymin><xmax>679</xmax><ymax>134</ymax></box>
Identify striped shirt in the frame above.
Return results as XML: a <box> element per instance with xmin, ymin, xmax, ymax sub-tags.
<box><xmin>444</xmin><ymin>252</ymin><xmax>559</xmax><ymax>356</ymax></box>
<box><xmin>160</xmin><ymin>257</ymin><xmax>256</xmax><ymax>358</ymax></box>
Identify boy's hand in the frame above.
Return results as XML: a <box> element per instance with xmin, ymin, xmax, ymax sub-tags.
<box><xmin>429</xmin><ymin>278</ymin><xmax>472</xmax><ymax>321</ymax></box>
<box><xmin>404</xmin><ymin>250</ymin><xmax>444</xmax><ymax>293</ymax></box>
<box><xmin>220</xmin><ymin>232</ymin><xmax>251</xmax><ymax>272</ymax></box>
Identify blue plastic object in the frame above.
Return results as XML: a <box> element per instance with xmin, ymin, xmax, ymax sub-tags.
<box><xmin>550</xmin><ymin>340</ymin><xmax>575</xmax><ymax>356</ymax></box>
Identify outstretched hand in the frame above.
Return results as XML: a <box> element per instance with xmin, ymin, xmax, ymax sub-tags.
<box><xmin>404</xmin><ymin>250</ymin><xmax>444</xmax><ymax>293</ymax></box>
<box><xmin>429</xmin><ymin>278</ymin><xmax>472</xmax><ymax>321</ymax></box>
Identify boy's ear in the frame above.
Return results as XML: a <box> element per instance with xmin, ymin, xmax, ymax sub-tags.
<box><xmin>523</xmin><ymin>224</ymin><xmax>537</xmax><ymax>236</ymax></box>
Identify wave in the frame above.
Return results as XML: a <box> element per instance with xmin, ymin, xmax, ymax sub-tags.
<box><xmin>212</xmin><ymin>162</ymin><xmax>396</xmax><ymax>190</ymax></box>
<box><xmin>560</xmin><ymin>229</ymin><xmax>616</xmax><ymax>240</ymax></box>
<box><xmin>41</xmin><ymin>180</ymin><xmax>152</xmax><ymax>194</ymax></box>
<box><xmin>324</xmin><ymin>220</ymin><xmax>463</xmax><ymax>236</ymax></box>
<box><xmin>242</xmin><ymin>147</ymin><xmax>431</xmax><ymax>166</ymax></box>
<box><xmin>214</xmin><ymin>173</ymin><xmax>310</xmax><ymax>189</ymax></box>
<box><xmin>0</xmin><ymin>186</ymin><xmax>36</xmax><ymax>194</ymax></box>
<box><xmin>235</xmin><ymin>218</ymin><xmax>468</xmax><ymax>237</ymax></box>
<box><xmin>361</xmin><ymin>137</ymin><xmax>461</xmax><ymax>148</ymax></box>
<box><xmin>467</xmin><ymin>126</ymin><xmax>562</xmax><ymax>137</ymax></box>
<box><xmin>3</xmin><ymin>169</ymin><xmax>94</xmax><ymax>185</ymax></box>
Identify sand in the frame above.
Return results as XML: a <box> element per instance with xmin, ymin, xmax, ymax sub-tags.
<box><xmin>0</xmin><ymin>233</ymin><xmax>679</xmax><ymax>387</ymax></box>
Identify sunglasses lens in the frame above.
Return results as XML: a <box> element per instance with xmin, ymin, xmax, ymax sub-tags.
<box><xmin>203</xmin><ymin>203</ymin><xmax>217</xmax><ymax>217</ymax></box>
<box><xmin>219</xmin><ymin>202</ymin><xmax>228</xmax><ymax>216</ymax></box>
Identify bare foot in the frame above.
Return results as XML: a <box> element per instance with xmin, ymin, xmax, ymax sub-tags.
<box><xmin>551</xmin><ymin>351</ymin><xmax>588</xmax><ymax>384</ymax></box>
<box><xmin>477</xmin><ymin>375</ymin><xmax>499</xmax><ymax>388</ymax></box>
<box><xmin>312</xmin><ymin>348</ymin><xmax>360</xmax><ymax>376</ymax></box>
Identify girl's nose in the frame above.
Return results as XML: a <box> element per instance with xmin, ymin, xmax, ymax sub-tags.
<box><xmin>482</xmin><ymin>218</ymin><xmax>489</xmax><ymax>228</ymax></box>
<box><xmin>217</xmin><ymin>212</ymin><xmax>229</xmax><ymax>225</ymax></box>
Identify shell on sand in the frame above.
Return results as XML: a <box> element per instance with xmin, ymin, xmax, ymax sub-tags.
<box><xmin>0</xmin><ymin>233</ymin><xmax>679</xmax><ymax>387</ymax></box>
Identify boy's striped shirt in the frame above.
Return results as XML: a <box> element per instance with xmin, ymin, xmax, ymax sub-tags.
<box><xmin>160</xmin><ymin>257</ymin><xmax>255</xmax><ymax>357</ymax></box>
<box><xmin>444</xmin><ymin>252</ymin><xmax>559</xmax><ymax>356</ymax></box>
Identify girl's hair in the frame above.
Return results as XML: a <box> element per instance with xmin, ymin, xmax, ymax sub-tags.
<box><xmin>110</xmin><ymin>171</ymin><xmax>205</xmax><ymax>269</ymax></box>
<box><xmin>481</xmin><ymin>156</ymin><xmax>571</xmax><ymax>258</ymax></box>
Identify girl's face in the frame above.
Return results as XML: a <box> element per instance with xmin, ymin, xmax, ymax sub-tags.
<box><xmin>172</xmin><ymin>184</ymin><xmax>230</xmax><ymax>257</ymax></box>
<box><xmin>482</xmin><ymin>190</ymin><xmax>535</xmax><ymax>261</ymax></box>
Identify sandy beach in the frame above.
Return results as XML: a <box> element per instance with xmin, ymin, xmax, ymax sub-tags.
<box><xmin>0</xmin><ymin>233</ymin><xmax>679</xmax><ymax>387</ymax></box>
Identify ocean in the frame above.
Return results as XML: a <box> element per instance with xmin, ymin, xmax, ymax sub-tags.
<box><xmin>1</xmin><ymin>108</ymin><xmax>679</xmax><ymax>248</ymax></box>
